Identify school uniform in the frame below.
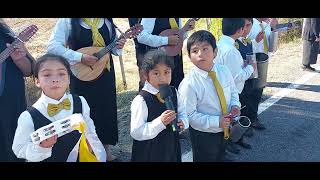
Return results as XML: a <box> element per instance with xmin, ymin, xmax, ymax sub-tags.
<box><xmin>236</xmin><ymin>38</ymin><xmax>264</xmax><ymax>123</ymax></box>
<box><xmin>130</xmin><ymin>81</ymin><xmax>188</xmax><ymax>162</ymax></box>
<box><xmin>178</xmin><ymin>63</ymin><xmax>241</xmax><ymax>162</ymax></box>
<box><xmin>216</xmin><ymin>35</ymin><xmax>254</xmax><ymax>94</ymax></box>
<box><xmin>137</xmin><ymin>18</ymin><xmax>187</xmax><ymax>89</ymax></box>
<box><xmin>12</xmin><ymin>93</ymin><xmax>106</xmax><ymax>162</ymax></box>
<box><xmin>47</xmin><ymin>18</ymin><xmax>121</xmax><ymax>145</ymax></box>
<box><xmin>248</xmin><ymin>18</ymin><xmax>272</xmax><ymax>55</ymax></box>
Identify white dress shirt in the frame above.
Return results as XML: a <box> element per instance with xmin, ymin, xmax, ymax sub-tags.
<box><xmin>130</xmin><ymin>81</ymin><xmax>189</xmax><ymax>141</ymax></box>
<box><xmin>12</xmin><ymin>92</ymin><xmax>106</xmax><ymax>162</ymax></box>
<box><xmin>137</xmin><ymin>18</ymin><xmax>187</xmax><ymax>47</ymax></box>
<box><xmin>47</xmin><ymin>18</ymin><xmax>122</xmax><ymax>65</ymax></box>
<box><xmin>178</xmin><ymin>63</ymin><xmax>241</xmax><ymax>133</ymax></box>
<box><xmin>248</xmin><ymin>18</ymin><xmax>272</xmax><ymax>54</ymax></box>
<box><xmin>216</xmin><ymin>35</ymin><xmax>254</xmax><ymax>93</ymax></box>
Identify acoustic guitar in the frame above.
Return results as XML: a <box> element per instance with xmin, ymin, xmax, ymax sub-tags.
<box><xmin>159</xmin><ymin>18</ymin><xmax>200</xmax><ymax>56</ymax></box>
<box><xmin>0</xmin><ymin>25</ymin><xmax>38</xmax><ymax>90</ymax></box>
<box><xmin>0</xmin><ymin>24</ymin><xmax>38</xmax><ymax>64</ymax></box>
<box><xmin>71</xmin><ymin>24</ymin><xmax>143</xmax><ymax>82</ymax></box>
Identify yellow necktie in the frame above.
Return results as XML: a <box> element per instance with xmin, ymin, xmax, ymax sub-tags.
<box><xmin>169</xmin><ymin>18</ymin><xmax>179</xmax><ymax>29</ymax></box>
<box><xmin>47</xmin><ymin>98</ymin><xmax>71</xmax><ymax>117</ymax></box>
<box><xmin>82</xmin><ymin>18</ymin><xmax>110</xmax><ymax>71</ymax></box>
<box><xmin>260</xmin><ymin>23</ymin><xmax>268</xmax><ymax>53</ymax></box>
<box><xmin>208</xmin><ymin>71</ymin><xmax>229</xmax><ymax>140</ymax></box>
<box><xmin>155</xmin><ymin>93</ymin><xmax>165</xmax><ymax>103</ymax></box>
<box><xmin>82</xmin><ymin>18</ymin><xmax>106</xmax><ymax>47</ymax></box>
<box><xmin>72</xmin><ymin>121</ymin><xmax>99</xmax><ymax>162</ymax></box>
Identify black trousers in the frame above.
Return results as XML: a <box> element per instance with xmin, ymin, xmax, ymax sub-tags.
<box><xmin>239</xmin><ymin>79</ymin><xmax>264</xmax><ymax>123</ymax></box>
<box><xmin>189</xmin><ymin>127</ymin><xmax>225</xmax><ymax>162</ymax></box>
<box><xmin>302</xmin><ymin>40</ymin><xmax>319</xmax><ymax>66</ymax></box>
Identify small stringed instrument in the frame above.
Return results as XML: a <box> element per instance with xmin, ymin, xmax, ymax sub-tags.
<box><xmin>71</xmin><ymin>24</ymin><xmax>143</xmax><ymax>82</ymax></box>
<box><xmin>159</xmin><ymin>18</ymin><xmax>200</xmax><ymax>56</ymax></box>
<box><xmin>0</xmin><ymin>25</ymin><xmax>38</xmax><ymax>90</ymax></box>
<box><xmin>0</xmin><ymin>24</ymin><xmax>38</xmax><ymax>64</ymax></box>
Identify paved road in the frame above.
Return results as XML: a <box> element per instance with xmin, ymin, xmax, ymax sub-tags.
<box><xmin>181</xmin><ymin>68</ymin><xmax>320</xmax><ymax>162</ymax></box>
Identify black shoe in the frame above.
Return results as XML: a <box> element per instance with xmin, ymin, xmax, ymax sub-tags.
<box><xmin>243</xmin><ymin>127</ymin><xmax>254</xmax><ymax>137</ymax></box>
<box><xmin>302</xmin><ymin>65</ymin><xmax>316</xmax><ymax>72</ymax></box>
<box><xmin>236</xmin><ymin>139</ymin><xmax>252</xmax><ymax>149</ymax></box>
<box><xmin>226</xmin><ymin>141</ymin><xmax>240</xmax><ymax>154</ymax></box>
<box><xmin>251</xmin><ymin>120</ymin><xmax>266</xmax><ymax>130</ymax></box>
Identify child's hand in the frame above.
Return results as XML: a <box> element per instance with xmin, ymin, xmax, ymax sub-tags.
<box><xmin>219</xmin><ymin>115</ymin><xmax>231</xmax><ymax>129</ymax></box>
<box><xmin>116</xmin><ymin>37</ymin><xmax>126</xmax><ymax>49</ymax></box>
<box><xmin>230</xmin><ymin>106</ymin><xmax>240</xmax><ymax>117</ymax></box>
<box><xmin>160</xmin><ymin>110</ymin><xmax>177</xmax><ymax>126</ymax></box>
<box><xmin>177</xmin><ymin>119</ymin><xmax>185</xmax><ymax>130</ymax></box>
<box><xmin>39</xmin><ymin>135</ymin><xmax>58</xmax><ymax>148</ymax></box>
<box><xmin>168</xmin><ymin>35</ymin><xmax>180</xmax><ymax>46</ymax></box>
<box><xmin>81</xmin><ymin>54</ymin><xmax>98</xmax><ymax>66</ymax></box>
<box><xmin>255</xmin><ymin>31</ymin><xmax>265</xmax><ymax>43</ymax></box>
<box><xmin>7</xmin><ymin>43</ymin><xmax>27</xmax><ymax>62</ymax></box>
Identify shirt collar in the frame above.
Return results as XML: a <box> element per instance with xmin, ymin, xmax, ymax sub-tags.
<box><xmin>40</xmin><ymin>92</ymin><xmax>68</xmax><ymax>107</ymax></box>
<box><xmin>193</xmin><ymin>62</ymin><xmax>217</xmax><ymax>78</ymax></box>
<box><xmin>142</xmin><ymin>81</ymin><xmax>159</xmax><ymax>95</ymax></box>
<box><xmin>220</xmin><ymin>35</ymin><xmax>235</xmax><ymax>45</ymax></box>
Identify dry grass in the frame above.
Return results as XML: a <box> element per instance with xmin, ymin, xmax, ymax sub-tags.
<box><xmin>3</xmin><ymin>18</ymin><xmax>306</xmax><ymax>161</ymax></box>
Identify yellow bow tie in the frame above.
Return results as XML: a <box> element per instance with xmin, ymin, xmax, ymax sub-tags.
<box><xmin>47</xmin><ymin>98</ymin><xmax>71</xmax><ymax>117</ymax></box>
<box><xmin>242</xmin><ymin>38</ymin><xmax>251</xmax><ymax>45</ymax></box>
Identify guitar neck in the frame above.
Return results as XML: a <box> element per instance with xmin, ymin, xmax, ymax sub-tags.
<box><xmin>180</xmin><ymin>18</ymin><xmax>199</xmax><ymax>35</ymax></box>
<box><xmin>95</xmin><ymin>38</ymin><xmax>119</xmax><ymax>59</ymax></box>
<box><xmin>0</xmin><ymin>39</ymin><xmax>18</xmax><ymax>64</ymax></box>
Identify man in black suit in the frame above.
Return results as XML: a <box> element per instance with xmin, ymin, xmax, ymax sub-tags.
<box><xmin>302</xmin><ymin>18</ymin><xmax>320</xmax><ymax>71</ymax></box>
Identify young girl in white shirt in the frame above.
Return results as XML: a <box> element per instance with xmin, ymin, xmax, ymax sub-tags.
<box><xmin>130</xmin><ymin>49</ymin><xmax>188</xmax><ymax>162</ymax></box>
<box><xmin>12</xmin><ymin>54</ymin><xmax>106</xmax><ymax>162</ymax></box>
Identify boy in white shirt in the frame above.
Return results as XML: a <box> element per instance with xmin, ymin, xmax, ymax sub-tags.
<box><xmin>216</xmin><ymin>18</ymin><xmax>256</xmax><ymax>154</ymax></box>
<box><xmin>179</xmin><ymin>30</ymin><xmax>240</xmax><ymax>162</ymax></box>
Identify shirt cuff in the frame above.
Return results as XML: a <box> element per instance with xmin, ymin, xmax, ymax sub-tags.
<box><xmin>153</xmin><ymin>116</ymin><xmax>167</xmax><ymax>132</ymax></box>
<box><xmin>180</xmin><ymin>118</ymin><xmax>189</xmax><ymax>130</ymax></box>
<box><xmin>247</xmin><ymin>64</ymin><xmax>254</xmax><ymax>73</ymax></box>
<box><xmin>33</xmin><ymin>144</ymin><xmax>52</xmax><ymax>154</ymax></box>
<box><xmin>163</xmin><ymin>36</ymin><xmax>169</xmax><ymax>46</ymax></box>
<box><xmin>74</xmin><ymin>51</ymin><xmax>83</xmax><ymax>62</ymax></box>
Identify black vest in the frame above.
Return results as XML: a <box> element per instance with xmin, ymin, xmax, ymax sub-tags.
<box><xmin>235</xmin><ymin>39</ymin><xmax>253</xmax><ymax>60</ymax></box>
<box><xmin>27</xmin><ymin>95</ymin><xmax>82</xmax><ymax>162</ymax></box>
<box><xmin>236</xmin><ymin>39</ymin><xmax>257</xmax><ymax>91</ymax></box>
<box><xmin>131</xmin><ymin>87</ymin><xmax>181</xmax><ymax>162</ymax></box>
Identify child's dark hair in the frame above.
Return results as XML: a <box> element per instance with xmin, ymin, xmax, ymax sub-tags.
<box><xmin>33</xmin><ymin>53</ymin><xmax>71</xmax><ymax>79</ymax></box>
<box><xmin>244</xmin><ymin>18</ymin><xmax>253</xmax><ymax>24</ymax></box>
<box><xmin>141</xmin><ymin>49</ymin><xmax>175</xmax><ymax>74</ymax></box>
<box><xmin>187</xmin><ymin>30</ymin><xmax>217</xmax><ymax>56</ymax></box>
<box><xmin>222</xmin><ymin>18</ymin><xmax>245</xmax><ymax>36</ymax></box>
